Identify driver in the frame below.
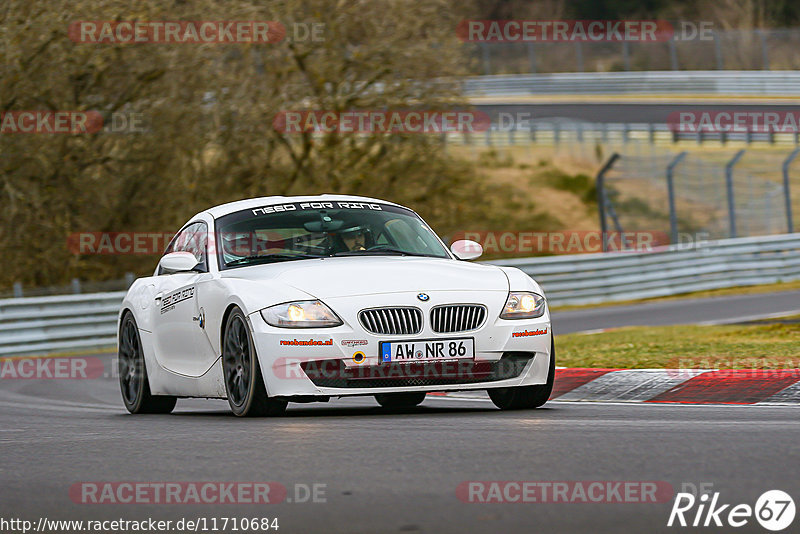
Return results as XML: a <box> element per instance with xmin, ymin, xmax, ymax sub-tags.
<box><xmin>340</xmin><ymin>226</ymin><xmax>369</xmax><ymax>251</ymax></box>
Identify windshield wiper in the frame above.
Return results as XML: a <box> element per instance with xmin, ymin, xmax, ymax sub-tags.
<box><xmin>226</xmin><ymin>253</ymin><xmax>320</xmax><ymax>266</ymax></box>
<box><xmin>332</xmin><ymin>247</ymin><xmax>434</xmax><ymax>257</ymax></box>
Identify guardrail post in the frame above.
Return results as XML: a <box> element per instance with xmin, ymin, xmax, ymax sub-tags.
<box><xmin>725</xmin><ymin>149</ymin><xmax>746</xmax><ymax>238</ymax></box>
<box><xmin>596</xmin><ymin>153</ymin><xmax>621</xmax><ymax>252</ymax></box>
<box><xmin>666</xmin><ymin>151</ymin><xmax>688</xmax><ymax>244</ymax></box>
<box><xmin>782</xmin><ymin>148</ymin><xmax>799</xmax><ymax>233</ymax></box>
<box><xmin>125</xmin><ymin>272</ymin><xmax>136</xmax><ymax>288</ymax></box>
<box><xmin>648</xmin><ymin>123</ymin><xmax>656</xmax><ymax>144</ymax></box>
<box><xmin>71</xmin><ymin>278</ymin><xmax>82</xmax><ymax>294</ymax></box>
<box><xmin>529</xmin><ymin>121</ymin><xmax>536</xmax><ymax>142</ymax></box>
<box><xmin>13</xmin><ymin>282</ymin><xmax>23</xmax><ymax>298</ymax></box>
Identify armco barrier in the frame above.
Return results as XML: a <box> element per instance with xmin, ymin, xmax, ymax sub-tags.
<box><xmin>464</xmin><ymin>71</ymin><xmax>800</xmax><ymax>97</ymax></box>
<box><xmin>0</xmin><ymin>292</ymin><xmax>124</xmax><ymax>357</ymax></box>
<box><xmin>492</xmin><ymin>233</ymin><xmax>800</xmax><ymax>304</ymax></box>
<box><xmin>0</xmin><ymin>233</ymin><xmax>799</xmax><ymax>356</ymax></box>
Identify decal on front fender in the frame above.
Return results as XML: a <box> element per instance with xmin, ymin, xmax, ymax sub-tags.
<box><xmin>160</xmin><ymin>286</ymin><xmax>195</xmax><ymax>314</ymax></box>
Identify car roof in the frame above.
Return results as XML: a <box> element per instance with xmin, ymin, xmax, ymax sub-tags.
<box><xmin>191</xmin><ymin>194</ymin><xmax>409</xmax><ymax>221</ymax></box>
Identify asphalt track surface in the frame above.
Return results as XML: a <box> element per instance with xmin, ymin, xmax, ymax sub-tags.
<box><xmin>552</xmin><ymin>290</ymin><xmax>800</xmax><ymax>334</ymax></box>
<box><xmin>476</xmin><ymin>103</ymin><xmax>800</xmax><ymax>124</ymax></box>
<box><xmin>1</xmin><ymin>291</ymin><xmax>798</xmax><ymax>534</ymax></box>
<box><xmin>2</xmin><ymin>376</ymin><xmax>799</xmax><ymax>534</ymax></box>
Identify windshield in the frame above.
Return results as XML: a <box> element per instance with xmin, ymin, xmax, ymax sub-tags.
<box><xmin>215</xmin><ymin>201</ymin><xmax>450</xmax><ymax>269</ymax></box>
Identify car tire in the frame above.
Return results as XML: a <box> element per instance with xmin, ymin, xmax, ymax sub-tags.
<box><xmin>223</xmin><ymin>307</ymin><xmax>287</xmax><ymax>417</ymax></box>
<box><xmin>119</xmin><ymin>312</ymin><xmax>177</xmax><ymax>414</ymax></box>
<box><xmin>488</xmin><ymin>337</ymin><xmax>555</xmax><ymax>410</ymax></box>
<box><xmin>374</xmin><ymin>392</ymin><xmax>427</xmax><ymax>409</ymax></box>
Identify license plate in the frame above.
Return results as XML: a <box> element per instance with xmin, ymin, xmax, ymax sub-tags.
<box><xmin>380</xmin><ymin>338</ymin><xmax>475</xmax><ymax>363</ymax></box>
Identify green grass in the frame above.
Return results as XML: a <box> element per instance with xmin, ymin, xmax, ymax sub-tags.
<box><xmin>555</xmin><ymin>320</ymin><xmax>800</xmax><ymax>369</ymax></box>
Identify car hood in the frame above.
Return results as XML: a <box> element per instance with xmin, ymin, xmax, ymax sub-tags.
<box><xmin>220</xmin><ymin>256</ymin><xmax>509</xmax><ymax>298</ymax></box>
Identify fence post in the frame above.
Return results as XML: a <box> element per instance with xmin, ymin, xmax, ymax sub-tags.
<box><xmin>668</xmin><ymin>38</ymin><xmax>679</xmax><ymax>70</ymax></box>
<box><xmin>125</xmin><ymin>272</ymin><xmax>136</xmax><ymax>288</ymax></box>
<box><xmin>480</xmin><ymin>43</ymin><xmax>491</xmax><ymax>75</ymax></box>
<box><xmin>13</xmin><ymin>282</ymin><xmax>23</xmax><ymax>298</ymax></box>
<box><xmin>758</xmin><ymin>29</ymin><xmax>770</xmax><ymax>70</ymax></box>
<box><xmin>575</xmin><ymin>42</ymin><xmax>584</xmax><ymax>72</ymax></box>
<box><xmin>666</xmin><ymin>151</ymin><xmax>688</xmax><ymax>244</ymax></box>
<box><xmin>725</xmin><ymin>149</ymin><xmax>746</xmax><ymax>238</ymax></box>
<box><xmin>713</xmin><ymin>30</ymin><xmax>724</xmax><ymax>70</ymax></box>
<box><xmin>782</xmin><ymin>147</ymin><xmax>799</xmax><ymax>233</ymax></box>
<box><xmin>622</xmin><ymin>41</ymin><xmax>631</xmax><ymax>71</ymax></box>
<box><xmin>597</xmin><ymin>153</ymin><xmax>621</xmax><ymax>252</ymax></box>
<box><xmin>71</xmin><ymin>278</ymin><xmax>82</xmax><ymax>294</ymax></box>
<box><xmin>527</xmin><ymin>42</ymin><xmax>537</xmax><ymax>73</ymax></box>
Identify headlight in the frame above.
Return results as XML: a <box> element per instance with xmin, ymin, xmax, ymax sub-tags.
<box><xmin>260</xmin><ymin>300</ymin><xmax>342</xmax><ymax>328</ymax></box>
<box><xmin>500</xmin><ymin>292</ymin><xmax>546</xmax><ymax>319</ymax></box>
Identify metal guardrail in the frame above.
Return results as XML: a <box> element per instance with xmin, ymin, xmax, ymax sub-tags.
<box><xmin>1</xmin><ymin>233</ymin><xmax>799</xmax><ymax>355</ymax></box>
<box><xmin>467</xmin><ymin>28</ymin><xmax>800</xmax><ymax>75</ymax></box>
<box><xmin>0</xmin><ymin>292</ymin><xmax>124</xmax><ymax>356</ymax></box>
<box><xmin>494</xmin><ymin>233</ymin><xmax>800</xmax><ymax>305</ymax></box>
<box><xmin>464</xmin><ymin>71</ymin><xmax>800</xmax><ymax>96</ymax></box>
<box><xmin>446</xmin><ymin>121</ymin><xmax>800</xmax><ymax>147</ymax></box>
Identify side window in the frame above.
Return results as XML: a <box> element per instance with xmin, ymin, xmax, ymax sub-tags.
<box><xmin>160</xmin><ymin>222</ymin><xmax>208</xmax><ymax>274</ymax></box>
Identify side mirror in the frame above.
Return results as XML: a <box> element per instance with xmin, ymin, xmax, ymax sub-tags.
<box><xmin>159</xmin><ymin>251</ymin><xmax>199</xmax><ymax>273</ymax></box>
<box><xmin>451</xmin><ymin>239</ymin><xmax>483</xmax><ymax>260</ymax></box>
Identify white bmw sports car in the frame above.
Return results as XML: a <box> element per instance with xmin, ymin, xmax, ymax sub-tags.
<box><xmin>118</xmin><ymin>195</ymin><xmax>554</xmax><ymax>416</ymax></box>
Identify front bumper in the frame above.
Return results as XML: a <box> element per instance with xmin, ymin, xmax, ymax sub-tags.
<box><xmin>248</xmin><ymin>290</ymin><xmax>552</xmax><ymax>398</ymax></box>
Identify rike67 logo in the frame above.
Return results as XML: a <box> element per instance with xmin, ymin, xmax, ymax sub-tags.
<box><xmin>668</xmin><ymin>489</ymin><xmax>795</xmax><ymax>531</ymax></box>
